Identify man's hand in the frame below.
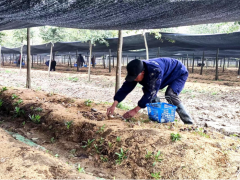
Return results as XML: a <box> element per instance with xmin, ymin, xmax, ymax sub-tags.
<box><xmin>123</xmin><ymin>106</ymin><xmax>141</xmax><ymax>119</ymax></box>
<box><xmin>106</xmin><ymin>100</ymin><xmax>118</xmax><ymax>116</ymax></box>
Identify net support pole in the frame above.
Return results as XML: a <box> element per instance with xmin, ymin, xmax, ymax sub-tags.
<box><xmin>26</xmin><ymin>28</ymin><xmax>31</xmax><ymax>89</ymax></box>
<box><xmin>115</xmin><ymin>30</ymin><xmax>123</xmax><ymax>94</ymax></box>
<box><xmin>215</xmin><ymin>48</ymin><xmax>219</xmax><ymax>80</ymax></box>
<box><xmin>200</xmin><ymin>51</ymin><xmax>204</xmax><ymax>75</ymax></box>
<box><xmin>223</xmin><ymin>56</ymin><xmax>225</xmax><ymax>72</ymax></box>
<box><xmin>192</xmin><ymin>53</ymin><xmax>194</xmax><ymax>73</ymax></box>
<box><xmin>238</xmin><ymin>60</ymin><xmax>240</xmax><ymax>75</ymax></box>
<box><xmin>143</xmin><ymin>31</ymin><xmax>149</xmax><ymax>60</ymax></box>
<box><xmin>88</xmin><ymin>41</ymin><xmax>92</xmax><ymax>82</ymax></box>
<box><xmin>109</xmin><ymin>49</ymin><xmax>111</xmax><ymax>73</ymax></box>
<box><xmin>19</xmin><ymin>45</ymin><xmax>23</xmax><ymax>74</ymax></box>
<box><xmin>187</xmin><ymin>54</ymin><xmax>189</xmax><ymax>71</ymax></box>
<box><xmin>76</xmin><ymin>50</ymin><xmax>79</xmax><ymax>72</ymax></box>
<box><xmin>48</xmin><ymin>43</ymin><xmax>53</xmax><ymax>77</ymax></box>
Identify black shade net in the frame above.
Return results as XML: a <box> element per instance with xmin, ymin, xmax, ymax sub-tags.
<box><xmin>0</xmin><ymin>0</ymin><xmax>240</xmax><ymax>31</ymax></box>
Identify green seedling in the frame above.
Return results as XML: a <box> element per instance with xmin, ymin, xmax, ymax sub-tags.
<box><xmin>30</xmin><ymin>106</ymin><xmax>34</xmax><ymax>110</ymax></box>
<box><xmin>68</xmin><ymin>77</ymin><xmax>79</xmax><ymax>82</ymax></box>
<box><xmin>115</xmin><ymin>148</ymin><xmax>128</xmax><ymax>164</ymax></box>
<box><xmin>11</xmin><ymin>94</ymin><xmax>19</xmax><ymax>99</ymax></box>
<box><xmin>154</xmin><ymin>151</ymin><xmax>163</xmax><ymax>162</ymax></box>
<box><xmin>108</xmin><ymin>142</ymin><xmax>113</xmax><ymax>149</ymax></box>
<box><xmin>145</xmin><ymin>149</ymin><xmax>153</xmax><ymax>159</ymax></box>
<box><xmin>55</xmin><ymin>154</ymin><xmax>59</xmax><ymax>158</ymax></box>
<box><xmin>171</xmin><ymin>133</ymin><xmax>181</xmax><ymax>142</ymax></box>
<box><xmin>35</xmin><ymin>107</ymin><xmax>43</xmax><ymax>112</ymax></box>
<box><xmin>14</xmin><ymin>99</ymin><xmax>23</xmax><ymax>106</ymax></box>
<box><xmin>97</xmin><ymin>124</ymin><xmax>106</xmax><ymax>134</ymax></box>
<box><xmin>100</xmin><ymin>155</ymin><xmax>108</xmax><ymax>162</ymax></box>
<box><xmin>65</xmin><ymin>121</ymin><xmax>73</xmax><ymax>129</ymax></box>
<box><xmin>94</xmin><ymin>144</ymin><xmax>101</xmax><ymax>154</ymax></box>
<box><xmin>212</xmin><ymin>92</ymin><xmax>217</xmax><ymax>95</ymax></box>
<box><xmin>22</xmin><ymin>121</ymin><xmax>25</xmax><ymax>126</ymax></box>
<box><xmin>195</xmin><ymin>128</ymin><xmax>210</xmax><ymax>138</ymax></box>
<box><xmin>116</xmin><ymin>136</ymin><xmax>121</xmax><ymax>142</ymax></box>
<box><xmin>29</xmin><ymin>114</ymin><xmax>41</xmax><ymax>124</ymax></box>
<box><xmin>82</xmin><ymin>139</ymin><xmax>95</xmax><ymax>148</ymax></box>
<box><xmin>51</xmin><ymin>137</ymin><xmax>55</xmax><ymax>143</ymax></box>
<box><xmin>14</xmin><ymin>107</ymin><xmax>25</xmax><ymax>117</ymax></box>
<box><xmin>84</xmin><ymin>99</ymin><xmax>92</xmax><ymax>107</ymax></box>
<box><xmin>116</xmin><ymin>102</ymin><xmax>132</xmax><ymax>110</ymax></box>
<box><xmin>151</xmin><ymin>172</ymin><xmax>161</xmax><ymax>179</ymax></box>
<box><xmin>99</xmin><ymin>137</ymin><xmax>105</xmax><ymax>145</ymax></box>
<box><xmin>1</xmin><ymin>87</ymin><xmax>8</xmax><ymax>92</ymax></box>
<box><xmin>77</xmin><ymin>164</ymin><xmax>85</xmax><ymax>173</ymax></box>
<box><xmin>0</xmin><ymin>99</ymin><xmax>3</xmax><ymax>108</ymax></box>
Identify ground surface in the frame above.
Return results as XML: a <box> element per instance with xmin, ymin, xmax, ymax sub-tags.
<box><xmin>0</xmin><ymin>64</ymin><xmax>240</xmax><ymax>179</ymax></box>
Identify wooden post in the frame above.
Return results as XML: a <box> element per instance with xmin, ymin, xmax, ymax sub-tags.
<box><xmin>187</xmin><ymin>54</ymin><xmax>189</xmax><ymax>71</ymax></box>
<box><xmin>37</xmin><ymin>55</ymin><xmax>38</xmax><ymax>65</ymax></box>
<box><xmin>48</xmin><ymin>43</ymin><xmax>53</xmax><ymax>77</ymax></box>
<box><xmin>109</xmin><ymin>49</ymin><xmax>111</xmax><ymax>73</ymax></box>
<box><xmin>26</xmin><ymin>28</ymin><xmax>31</xmax><ymax>89</ymax></box>
<box><xmin>88</xmin><ymin>41</ymin><xmax>92</xmax><ymax>81</ymax></box>
<box><xmin>76</xmin><ymin>50</ymin><xmax>79</xmax><ymax>72</ymax></box>
<box><xmin>200</xmin><ymin>51</ymin><xmax>204</xmax><ymax>75</ymax></box>
<box><xmin>113</xmin><ymin>56</ymin><xmax>114</xmax><ymax>68</ymax></box>
<box><xmin>192</xmin><ymin>53</ymin><xmax>194</xmax><ymax>73</ymax></box>
<box><xmin>69</xmin><ymin>53</ymin><xmax>72</xmax><ymax>68</ymax></box>
<box><xmin>223</xmin><ymin>56</ymin><xmax>225</xmax><ymax>72</ymax></box>
<box><xmin>20</xmin><ymin>45</ymin><xmax>23</xmax><ymax>74</ymax></box>
<box><xmin>40</xmin><ymin>55</ymin><xmax>41</xmax><ymax>64</ymax></box>
<box><xmin>32</xmin><ymin>54</ymin><xmax>33</xmax><ymax>68</ymax></box>
<box><xmin>115</xmin><ymin>30</ymin><xmax>123</xmax><ymax>94</ymax></box>
<box><xmin>103</xmin><ymin>55</ymin><xmax>105</xmax><ymax>69</ymax></box>
<box><xmin>238</xmin><ymin>60</ymin><xmax>240</xmax><ymax>75</ymax></box>
<box><xmin>143</xmin><ymin>31</ymin><xmax>149</xmax><ymax>60</ymax></box>
<box><xmin>215</xmin><ymin>48</ymin><xmax>219</xmax><ymax>80</ymax></box>
<box><xmin>0</xmin><ymin>45</ymin><xmax>1</xmax><ymax>68</ymax></box>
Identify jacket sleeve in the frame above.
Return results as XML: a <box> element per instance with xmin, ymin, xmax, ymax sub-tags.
<box><xmin>138</xmin><ymin>71</ymin><xmax>162</xmax><ymax>108</ymax></box>
<box><xmin>114</xmin><ymin>81</ymin><xmax>137</xmax><ymax>103</ymax></box>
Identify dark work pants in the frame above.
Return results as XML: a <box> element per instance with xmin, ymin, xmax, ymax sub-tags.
<box><xmin>165</xmin><ymin>86</ymin><xmax>181</xmax><ymax>106</ymax></box>
<box><xmin>50</xmin><ymin>67</ymin><xmax>55</xmax><ymax>71</ymax></box>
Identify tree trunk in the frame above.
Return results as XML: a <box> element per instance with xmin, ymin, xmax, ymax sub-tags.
<box><xmin>215</xmin><ymin>48</ymin><xmax>219</xmax><ymax>80</ymax></box>
<box><xmin>48</xmin><ymin>43</ymin><xmax>53</xmax><ymax>77</ymax></box>
<box><xmin>32</xmin><ymin>54</ymin><xmax>34</xmax><ymax>68</ymax></box>
<box><xmin>143</xmin><ymin>32</ymin><xmax>149</xmax><ymax>60</ymax></box>
<box><xmin>200</xmin><ymin>51</ymin><xmax>204</xmax><ymax>75</ymax></box>
<box><xmin>227</xmin><ymin>58</ymin><xmax>230</xmax><ymax>67</ymax></box>
<box><xmin>113</xmin><ymin>56</ymin><xmax>114</xmax><ymax>68</ymax></box>
<box><xmin>192</xmin><ymin>53</ymin><xmax>194</xmax><ymax>73</ymax></box>
<box><xmin>187</xmin><ymin>54</ymin><xmax>189</xmax><ymax>71</ymax></box>
<box><xmin>223</xmin><ymin>56</ymin><xmax>225</xmax><ymax>72</ymax></box>
<box><xmin>76</xmin><ymin>50</ymin><xmax>79</xmax><ymax>72</ymax></box>
<box><xmin>109</xmin><ymin>49</ymin><xmax>111</xmax><ymax>73</ymax></box>
<box><xmin>103</xmin><ymin>55</ymin><xmax>105</xmax><ymax>69</ymax></box>
<box><xmin>88</xmin><ymin>41</ymin><xmax>92</xmax><ymax>81</ymax></box>
<box><xmin>26</xmin><ymin>28</ymin><xmax>31</xmax><ymax>89</ymax></box>
<box><xmin>69</xmin><ymin>54</ymin><xmax>72</xmax><ymax>68</ymax></box>
<box><xmin>115</xmin><ymin>30</ymin><xmax>123</xmax><ymax>94</ymax></box>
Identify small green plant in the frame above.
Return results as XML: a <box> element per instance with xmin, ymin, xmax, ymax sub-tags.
<box><xmin>11</xmin><ymin>94</ymin><xmax>19</xmax><ymax>99</ymax></box>
<box><xmin>14</xmin><ymin>99</ymin><xmax>23</xmax><ymax>106</ymax></box>
<box><xmin>115</xmin><ymin>148</ymin><xmax>128</xmax><ymax>164</ymax></box>
<box><xmin>154</xmin><ymin>151</ymin><xmax>163</xmax><ymax>162</ymax></box>
<box><xmin>194</xmin><ymin>128</ymin><xmax>210</xmax><ymax>138</ymax></box>
<box><xmin>100</xmin><ymin>155</ymin><xmax>108</xmax><ymax>162</ymax></box>
<box><xmin>55</xmin><ymin>154</ymin><xmax>59</xmax><ymax>158</ymax></box>
<box><xmin>51</xmin><ymin>137</ymin><xmax>55</xmax><ymax>143</ymax></box>
<box><xmin>97</xmin><ymin>124</ymin><xmax>106</xmax><ymax>134</ymax></box>
<box><xmin>116</xmin><ymin>136</ymin><xmax>121</xmax><ymax>142</ymax></box>
<box><xmin>0</xmin><ymin>99</ymin><xmax>3</xmax><ymax>108</ymax></box>
<box><xmin>230</xmin><ymin>134</ymin><xmax>238</xmax><ymax>137</ymax></box>
<box><xmin>1</xmin><ymin>87</ymin><xmax>7</xmax><ymax>92</ymax></box>
<box><xmin>151</xmin><ymin>172</ymin><xmax>161</xmax><ymax>179</ymax></box>
<box><xmin>171</xmin><ymin>133</ymin><xmax>181</xmax><ymax>142</ymax></box>
<box><xmin>99</xmin><ymin>137</ymin><xmax>105</xmax><ymax>145</ymax></box>
<box><xmin>65</xmin><ymin>121</ymin><xmax>73</xmax><ymax>129</ymax></box>
<box><xmin>212</xmin><ymin>92</ymin><xmax>217</xmax><ymax>95</ymax></box>
<box><xmin>22</xmin><ymin>121</ymin><xmax>25</xmax><ymax>126</ymax></box>
<box><xmin>35</xmin><ymin>107</ymin><xmax>43</xmax><ymax>112</ymax></box>
<box><xmin>68</xmin><ymin>77</ymin><xmax>79</xmax><ymax>82</ymax></box>
<box><xmin>29</xmin><ymin>114</ymin><xmax>41</xmax><ymax>123</ymax></box>
<box><xmin>14</xmin><ymin>107</ymin><xmax>25</xmax><ymax>117</ymax></box>
<box><xmin>108</xmin><ymin>142</ymin><xmax>113</xmax><ymax>149</ymax></box>
<box><xmin>82</xmin><ymin>139</ymin><xmax>95</xmax><ymax>148</ymax></box>
<box><xmin>116</xmin><ymin>102</ymin><xmax>132</xmax><ymax>110</ymax></box>
<box><xmin>94</xmin><ymin>144</ymin><xmax>101</xmax><ymax>154</ymax></box>
<box><xmin>145</xmin><ymin>149</ymin><xmax>153</xmax><ymax>159</ymax></box>
<box><xmin>84</xmin><ymin>99</ymin><xmax>92</xmax><ymax>106</ymax></box>
<box><xmin>77</xmin><ymin>164</ymin><xmax>85</xmax><ymax>173</ymax></box>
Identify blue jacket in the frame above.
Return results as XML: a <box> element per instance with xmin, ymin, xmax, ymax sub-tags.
<box><xmin>114</xmin><ymin>58</ymin><xmax>188</xmax><ymax>108</ymax></box>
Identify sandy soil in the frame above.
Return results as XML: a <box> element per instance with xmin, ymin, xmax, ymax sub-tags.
<box><xmin>0</xmin><ymin>87</ymin><xmax>240</xmax><ymax>179</ymax></box>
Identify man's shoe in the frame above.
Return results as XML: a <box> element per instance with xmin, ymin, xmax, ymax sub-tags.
<box><xmin>176</xmin><ymin>103</ymin><xmax>194</xmax><ymax>124</ymax></box>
